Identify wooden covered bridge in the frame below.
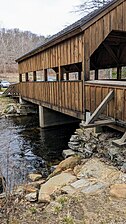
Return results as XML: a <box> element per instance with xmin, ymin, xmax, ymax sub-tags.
<box><xmin>9</xmin><ymin>0</ymin><xmax>126</xmax><ymax>142</ymax></box>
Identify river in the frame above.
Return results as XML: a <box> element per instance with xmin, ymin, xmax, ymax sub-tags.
<box><xmin>0</xmin><ymin>115</ymin><xmax>79</xmax><ymax>189</ymax></box>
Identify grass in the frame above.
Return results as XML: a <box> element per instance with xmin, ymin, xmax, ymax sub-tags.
<box><xmin>29</xmin><ymin>207</ymin><xmax>37</xmax><ymax>214</ymax></box>
<box><xmin>62</xmin><ymin>215</ymin><xmax>74</xmax><ymax>224</ymax></box>
<box><xmin>54</xmin><ymin>205</ymin><xmax>62</xmax><ymax>214</ymax></box>
<box><xmin>0</xmin><ymin>87</ymin><xmax>7</xmax><ymax>92</ymax></box>
<box><xmin>57</xmin><ymin>196</ymin><xmax>68</xmax><ymax>206</ymax></box>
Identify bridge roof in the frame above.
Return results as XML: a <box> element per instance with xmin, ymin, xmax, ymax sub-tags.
<box><xmin>16</xmin><ymin>0</ymin><xmax>122</xmax><ymax>62</ymax></box>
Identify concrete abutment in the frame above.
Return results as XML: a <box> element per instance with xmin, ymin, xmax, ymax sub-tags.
<box><xmin>39</xmin><ymin>106</ymin><xmax>80</xmax><ymax>128</ymax></box>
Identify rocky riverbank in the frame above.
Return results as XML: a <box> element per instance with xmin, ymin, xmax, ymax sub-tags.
<box><xmin>66</xmin><ymin>126</ymin><xmax>126</xmax><ymax>172</ymax></box>
<box><xmin>0</xmin><ymin>154</ymin><xmax>126</xmax><ymax>224</ymax></box>
<box><xmin>0</xmin><ymin>95</ymin><xmax>37</xmax><ymax>117</ymax></box>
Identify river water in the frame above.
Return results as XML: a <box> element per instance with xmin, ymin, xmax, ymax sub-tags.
<box><xmin>0</xmin><ymin>115</ymin><xmax>79</xmax><ymax>189</ymax></box>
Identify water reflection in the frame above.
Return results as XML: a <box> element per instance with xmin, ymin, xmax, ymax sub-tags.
<box><xmin>0</xmin><ymin>115</ymin><xmax>79</xmax><ymax>187</ymax></box>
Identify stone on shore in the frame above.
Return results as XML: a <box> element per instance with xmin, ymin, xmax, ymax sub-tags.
<box><xmin>109</xmin><ymin>184</ymin><xmax>126</xmax><ymax>199</ymax></box>
<box><xmin>38</xmin><ymin>172</ymin><xmax>76</xmax><ymax>202</ymax></box>
<box><xmin>76</xmin><ymin>158</ymin><xmax>121</xmax><ymax>184</ymax></box>
<box><xmin>28</xmin><ymin>173</ymin><xmax>42</xmax><ymax>182</ymax></box>
<box><xmin>49</xmin><ymin>156</ymin><xmax>81</xmax><ymax>178</ymax></box>
<box><xmin>62</xmin><ymin>149</ymin><xmax>76</xmax><ymax>159</ymax></box>
<box><xmin>3</xmin><ymin>104</ymin><xmax>17</xmax><ymax>114</ymax></box>
<box><xmin>25</xmin><ymin>192</ymin><xmax>38</xmax><ymax>202</ymax></box>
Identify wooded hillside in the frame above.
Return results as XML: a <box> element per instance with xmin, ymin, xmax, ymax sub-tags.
<box><xmin>0</xmin><ymin>28</ymin><xmax>46</xmax><ymax>74</ymax></box>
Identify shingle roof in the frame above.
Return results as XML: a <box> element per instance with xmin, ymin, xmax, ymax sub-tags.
<box><xmin>16</xmin><ymin>0</ymin><xmax>118</xmax><ymax>62</ymax></box>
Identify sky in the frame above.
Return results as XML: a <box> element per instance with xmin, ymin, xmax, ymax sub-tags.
<box><xmin>0</xmin><ymin>0</ymin><xmax>83</xmax><ymax>37</ymax></box>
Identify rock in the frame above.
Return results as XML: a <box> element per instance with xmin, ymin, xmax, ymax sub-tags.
<box><xmin>68</xmin><ymin>142</ymin><xmax>79</xmax><ymax>150</ymax></box>
<box><xmin>62</xmin><ymin>149</ymin><xmax>76</xmax><ymax>159</ymax></box>
<box><xmin>70</xmin><ymin>177</ymin><xmax>107</xmax><ymax>195</ymax></box>
<box><xmin>77</xmin><ymin>158</ymin><xmax>121</xmax><ymax>184</ymax></box>
<box><xmin>83</xmin><ymin>148</ymin><xmax>93</xmax><ymax>158</ymax></box>
<box><xmin>68</xmin><ymin>141</ymin><xmax>80</xmax><ymax>146</ymax></box>
<box><xmin>70</xmin><ymin>135</ymin><xmax>79</xmax><ymax>142</ymax></box>
<box><xmin>61</xmin><ymin>185</ymin><xmax>76</xmax><ymax>195</ymax></box>
<box><xmin>73</xmin><ymin>164</ymin><xmax>83</xmax><ymax>176</ymax></box>
<box><xmin>28</xmin><ymin>173</ymin><xmax>42</xmax><ymax>182</ymax></box>
<box><xmin>14</xmin><ymin>185</ymin><xmax>24</xmax><ymax>195</ymax></box>
<box><xmin>71</xmin><ymin>178</ymin><xmax>90</xmax><ymax>189</ymax></box>
<box><xmin>50</xmin><ymin>165</ymin><xmax>57</xmax><ymax>173</ymax></box>
<box><xmin>0</xmin><ymin>176</ymin><xmax>5</xmax><ymax>194</ymax></box>
<box><xmin>23</xmin><ymin>185</ymin><xmax>38</xmax><ymax>193</ymax></box>
<box><xmin>49</xmin><ymin>156</ymin><xmax>81</xmax><ymax>178</ymax></box>
<box><xmin>109</xmin><ymin>184</ymin><xmax>126</xmax><ymax>199</ymax></box>
<box><xmin>81</xmin><ymin>182</ymin><xmax>107</xmax><ymax>194</ymax></box>
<box><xmin>38</xmin><ymin>172</ymin><xmax>76</xmax><ymax>202</ymax></box>
<box><xmin>24</xmin><ymin>180</ymin><xmax>45</xmax><ymax>189</ymax></box>
<box><xmin>85</xmin><ymin>143</ymin><xmax>97</xmax><ymax>152</ymax></box>
<box><xmin>25</xmin><ymin>192</ymin><xmax>37</xmax><ymax>202</ymax></box>
<box><xmin>38</xmin><ymin>193</ymin><xmax>51</xmax><ymax>203</ymax></box>
<box><xmin>107</xmin><ymin>146</ymin><xmax>119</xmax><ymax>161</ymax></box>
<box><xmin>3</xmin><ymin>104</ymin><xmax>17</xmax><ymax>114</ymax></box>
<box><xmin>120</xmin><ymin>163</ymin><xmax>126</xmax><ymax>173</ymax></box>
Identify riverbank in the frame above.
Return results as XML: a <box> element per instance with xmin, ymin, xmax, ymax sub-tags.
<box><xmin>0</xmin><ymin>95</ymin><xmax>16</xmax><ymax>115</ymax></box>
<box><xmin>0</xmin><ymin>155</ymin><xmax>126</xmax><ymax>224</ymax></box>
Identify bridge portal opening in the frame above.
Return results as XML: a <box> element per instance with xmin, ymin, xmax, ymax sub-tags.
<box><xmin>90</xmin><ymin>30</ymin><xmax>126</xmax><ymax>81</ymax></box>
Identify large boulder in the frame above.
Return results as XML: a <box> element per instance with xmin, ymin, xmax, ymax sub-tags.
<box><xmin>38</xmin><ymin>172</ymin><xmax>76</xmax><ymax>202</ymax></box>
<box><xmin>76</xmin><ymin>158</ymin><xmax>121</xmax><ymax>184</ymax></box>
<box><xmin>49</xmin><ymin>156</ymin><xmax>81</xmax><ymax>178</ymax></box>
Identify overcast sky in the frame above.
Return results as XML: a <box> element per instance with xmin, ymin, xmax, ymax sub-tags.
<box><xmin>0</xmin><ymin>0</ymin><xmax>83</xmax><ymax>36</ymax></box>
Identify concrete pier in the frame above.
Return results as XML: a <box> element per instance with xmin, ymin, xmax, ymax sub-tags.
<box><xmin>39</xmin><ymin>106</ymin><xmax>80</xmax><ymax>128</ymax></box>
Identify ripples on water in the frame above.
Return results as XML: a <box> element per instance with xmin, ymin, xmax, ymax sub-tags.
<box><xmin>0</xmin><ymin>115</ymin><xmax>79</xmax><ymax>188</ymax></box>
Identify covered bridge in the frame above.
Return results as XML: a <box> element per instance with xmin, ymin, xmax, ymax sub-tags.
<box><xmin>11</xmin><ymin>0</ymin><xmax>126</xmax><ymax>138</ymax></box>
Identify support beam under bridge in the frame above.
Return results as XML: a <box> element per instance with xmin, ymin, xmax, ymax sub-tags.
<box><xmin>39</xmin><ymin>106</ymin><xmax>80</xmax><ymax>128</ymax></box>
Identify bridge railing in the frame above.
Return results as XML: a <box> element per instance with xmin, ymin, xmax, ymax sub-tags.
<box><xmin>85</xmin><ymin>81</ymin><xmax>126</xmax><ymax>122</ymax></box>
<box><xmin>12</xmin><ymin>81</ymin><xmax>84</xmax><ymax>117</ymax></box>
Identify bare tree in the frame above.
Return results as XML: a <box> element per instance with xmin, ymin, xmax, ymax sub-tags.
<box><xmin>0</xmin><ymin>28</ymin><xmax>46</xmax><ymax>74</ymax></box>
<box><xmin>74</xmin><ymin>0</ymin><xmax>112</xmax><ymax>15</ymax></box>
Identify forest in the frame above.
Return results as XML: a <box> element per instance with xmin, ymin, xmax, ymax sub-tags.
<box><xmin>0</xmin><ymin>28</ymin><xmax>46</xmax><ymax>74</ymax></box>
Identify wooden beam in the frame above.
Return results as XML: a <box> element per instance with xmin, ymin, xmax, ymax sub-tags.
<box><xmin>117</xmin><ymin>66</ymin><xmax>122</xmax><ymax>80</ymax></box>
<box><xmin>103</xmin><ymin>43</ymin><xmax>119</xmax><ymax>64</ymax></box>
<box><xmin>19</xmin><ymin>74</ymin><xmax>22</xmax><ymax>82</ymax></box>
<box><xmin>81</xmin><ymin>119</ymin><xmax>115</xmax><ymax>129</ymax></box>
<box><xmin>59</xmin><ymin>67</ymin><xmax>64</xmax><ymax>81</ymax></box>
<box><xmin>78</xmin><ymin>71</ymin><xmax>81</xmax><ymax>80</ymax></box>
<box><xmin>25</xmin><ymin>72</ymin><xmax>29</xmax><ymax>82</ymax></box>
<box><xmin>44</xmin><ymin>69</ymin><xmax>47</xmax><ymax>81</ymax></box>
<box><xmin>86</xmin><ymin>90</ymin><xmax>114</xmax><ymax>124</ymax></box>
<box><xmin>66</xmin><ymin>72</ymin><xmax>69</xmax><ymax>81</ymax></box>
<box><xmin>33</xmin><ymin>71</ymin><xmax>36</xmax><ymax>82</ymax></box>
<box><xmin>95</xmin><ymin>69</ymin><xmax>98</xmax><ymax>80</ymax></box>
<box><xmin>56</xmin><ymin>72</ymin><xmax>59</xmax><ymax>81</ymax></box>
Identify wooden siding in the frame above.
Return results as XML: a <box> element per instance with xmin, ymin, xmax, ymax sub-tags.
<box><xmin>13</xmin><ymin>81</ymin><xmax>84</xmax><ymax>117</ymax></box>
<box><xmin>18</xmin><ymin>34</ymin><xmax>84</xmax><ymax>74</ymax></box>
<box><xmin>85</xmin><ymin>82</ymin><xmax>126</xmax><ymax>122</ymax></box>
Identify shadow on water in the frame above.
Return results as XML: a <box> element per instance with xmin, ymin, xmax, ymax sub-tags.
<box><xmin>0</xmin><ymin>114</ymin><xmax>79</xmax><ymax>187</ymax></box>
